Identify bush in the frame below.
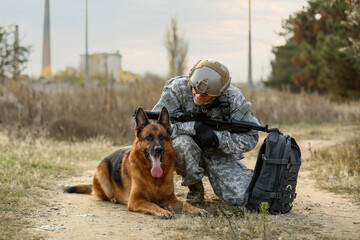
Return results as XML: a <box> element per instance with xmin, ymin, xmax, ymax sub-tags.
<box><xmin>0</xmin><ymin>77</ymin><xmax>165</xmax><ymax>144</ymax></box>
<box><xmin>0</xmin><ymin>79</ymin><xmax>359</xmax><ymax>143</ymax></box>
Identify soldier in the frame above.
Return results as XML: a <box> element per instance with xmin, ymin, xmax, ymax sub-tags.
<box><xmin>152</xmin><ymin>59</ymin><xmax>259</xmax><ymax>206</ymax></box>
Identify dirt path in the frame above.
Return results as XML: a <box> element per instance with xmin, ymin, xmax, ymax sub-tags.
<box><xmin>29</xmin><ymin>139</ymin><xmax>360</xmax><ymax>239</ymax></box>
<box><xmin>286</xmin><ymin>140</ymin><xmax>360</xmax><ymax>239</ymax></box>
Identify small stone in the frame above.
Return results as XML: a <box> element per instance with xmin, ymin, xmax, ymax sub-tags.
<box><xmin>36</xmin><ymin>225</ymin><xmax>66</xmax><ymax>231</ymax></box>
<box><xmin>308</xmin><ymin>203</ymin><xmax>320</xmax><ymax>207</ymax></box>
<box><xmin>78</xmin><ymin>213</ymin><xmax>95</xmax><ymax>217</ymax></box>
<box><xmin>56</xmin><ymin>213</ymin><xmax>68</xmax><ymax>217</ymax></box>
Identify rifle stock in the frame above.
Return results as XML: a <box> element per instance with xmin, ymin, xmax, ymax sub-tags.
<box><xmin>136</xmin><ymin>110</ymin><xmax>278</xmax><ymax>134</ymax></box>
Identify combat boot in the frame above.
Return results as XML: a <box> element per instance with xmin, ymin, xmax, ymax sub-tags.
<box><xmin>186</xmin><ymin>180</ymin><xmax>204</xmax><ymax>204</ymax></box>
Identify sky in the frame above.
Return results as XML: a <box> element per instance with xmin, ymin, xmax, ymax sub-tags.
<box><xmin>0</xmin><ymin>0</ymin><xmax>308</xmax><ymax>83</ymax></box>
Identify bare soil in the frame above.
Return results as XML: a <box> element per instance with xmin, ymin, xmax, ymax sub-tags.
<box><xmin>28</xmin><ymin>139</ymin><xmax>360</xmax><ymax>240</ymax></box>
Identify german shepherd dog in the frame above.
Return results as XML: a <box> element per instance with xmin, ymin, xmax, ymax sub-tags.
<box><xmin>64</xmin><ymin>107</ymin><xmax>206</xmax><ymax>218</ymax></box>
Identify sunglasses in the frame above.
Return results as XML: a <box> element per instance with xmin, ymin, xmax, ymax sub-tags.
<box><xmin>191</xmin><ymin>86</ymin><xmax>209</xmax><ymax>96</ymax></box>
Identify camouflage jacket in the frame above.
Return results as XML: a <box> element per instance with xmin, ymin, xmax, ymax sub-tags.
<box><xmin>152</xmin><ymin>76</ymin><xmax>259</xmax><ymax>158</ymax></box>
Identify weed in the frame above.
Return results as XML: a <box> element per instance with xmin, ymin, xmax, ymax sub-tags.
<box><xmin>260</xmin><ymin>202</ymin><xmax>270</xmax><ymax>240</ymax></box>
<box><xmin>1</xmin><ymin>80</ymin><xmax>359</xmax><ymax>144</ymax></box>
<box><xmin>307</xmin><ymin>135</ymin><xmax>360</xmax><ymax>201</ymax></box>
<box><xmin>0</xmin><ymin>132</ymin><xmax>117</xmax><ymax>239</ymax></box>
<box><xmin>220</xmin><ymin>206</ymin><xmax>246</xmax><ymax>218</ymax></box>
<box><xmin>0</xmin><ymin>126</ymin><xmax>349</xmax><ymax>239</ymax></box>
<box><xmin>1</xmin><ymin>79</ymin><xmax>359</xmax><ymax>238</ymax></box>
<box><xmin>0</xmin><ymin>77</ymin><xmax>165</xmax><ymax>144</ymax></box>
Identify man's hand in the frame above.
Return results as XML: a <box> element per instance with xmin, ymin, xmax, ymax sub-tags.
<box><xmin>193</xmin><ymin>122</ymin><xmax>219</xmax><ymax>148</ymax></box>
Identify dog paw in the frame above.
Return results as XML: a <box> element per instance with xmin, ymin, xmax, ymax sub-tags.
<box><xmin>159</xmin><ymin>209</ymin><xmax>173</xmax><ymax>219</ymax></box>
<box><xmin>194</xmin><ymin>208</ymin><xmax>208</xmax><ymax>217</ymax></box>
<box><xmin>110</xmin><ymin>198</ymin><xmax>119</xmax><ymax>203</ymax></box>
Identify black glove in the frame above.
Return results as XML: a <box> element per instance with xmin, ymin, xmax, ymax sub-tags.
<box><xmin>193</xmin><ymin>122</ymin><xmax>219</xmax><ymax>148</ymax></box>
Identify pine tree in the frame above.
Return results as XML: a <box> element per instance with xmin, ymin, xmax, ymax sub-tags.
<box><xmin>267</xmin><ymin>0</ymin><xmax>360</xmax><ymax>98</ymax></box>
<box><xmin>265</xmin><ymin>40</ymin><xmax>301</xmax><ymax>91</ymax></box>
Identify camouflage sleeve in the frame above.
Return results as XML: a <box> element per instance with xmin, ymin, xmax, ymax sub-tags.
<box><xmin>152</xmin><ymin>79</ymin><xmax>196</xmax><ymax>139</ymax></box>
<box><xmin>214</xmin><ymin>99</ymin><xmax>260</xmax><ymax>155</ymax></box>
<box><xmin>214</xmin><ymin>130</ymin><xmax>259</xmax><ymax>155</ymax></box>
<box><xmin>170</xmin><ymin>122</ymin><xmax>196</xmax><ymax>139</ymax></box>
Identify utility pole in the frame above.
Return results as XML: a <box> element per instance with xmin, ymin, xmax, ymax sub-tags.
<box><xmin>247</xmin><ymin>0</ymin><xmax>253</xmax><ymax>92</ymax></box>
<box><xmin>85</xmin><ymin>0</ymin><xmax>89</xmax><ymax>87</ymax></box>
<box><xmin>41</xmin><ymin>0</ymin><xmax>51</xmax><ymax>79</ymax></box>
<box><xmin>13</xmin><ymin>25</ymin><xmax>19</xmax><ymax>80</ymax></box>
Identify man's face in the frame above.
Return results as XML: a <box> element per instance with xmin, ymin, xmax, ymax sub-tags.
<box><xmin>191</xmin><ymin>87</ymin><xmax>215</xmax><ymax>106</ymax></box>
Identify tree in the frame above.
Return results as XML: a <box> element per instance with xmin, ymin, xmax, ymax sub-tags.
<box><xmin>338</xmin><ymin>0</ymin><xmax>360</xmax><ymax>97</ymax></box>
<box><xmin>0</xmin><ymin>25</ymin><xmax>30</xmax><ymax>81</ymax></box>
<box><xmin>164</xmin><ymin>16</ymin><xmax>188</xmax><ymax>78</ymax></box>
<box><xmin>342</xmin><ymin>0</ymin><xmax>360</xmax><ymax>65</ymax></box>
<box><xmin>56</xmin><ymin>66</ymin><xmax>83</xmax><ymax>84</ymax></box>
<box><xmin>265</xmin><ymin>40</ymin><xmax>301</xmax><ymax>91</ymax></box>
<box><xmin>267</xmin><ymin>0</ymin><xmax>360</xmax><ymax>98</ymax></box>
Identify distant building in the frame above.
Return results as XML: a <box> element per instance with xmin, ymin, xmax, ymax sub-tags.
<box><xmin>79</xmin><ymin>51</ymin><xmax>139</xmax><ymax>82</ymax></box>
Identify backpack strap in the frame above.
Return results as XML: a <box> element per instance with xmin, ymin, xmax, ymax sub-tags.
<box><xmin>264</xmin><ymin>133</ymin><xmax>291</xmax><ymax>165</ymax></box>
<box><xmin>268</xmin><ymin>130</ymin><xmax>279</xmax><ymax>143</ymax></box>
<box><xmin>244</xmin><ymin>140</ymin><xmax>266</xmax><ymax>203</ymax></box>
<box><xmin>262</xmin><ymin>154</ymin><xmax>289</xmax><ymax>165</ymax></box>
<box><xmin>252</xmin><ymin>188</ymin><xmax>297</xmax><ymax>200</ymax></box>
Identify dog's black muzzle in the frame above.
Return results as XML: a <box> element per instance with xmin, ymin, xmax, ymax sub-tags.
<box><xmin>144</xmin><ymin>145</ymin><xmax>164</xmax><ymax>164</ymax></box>
<box><xmin>153</xmin><ymin>145</ymin><xmax>163</xmax><ymax>155</ymax></box>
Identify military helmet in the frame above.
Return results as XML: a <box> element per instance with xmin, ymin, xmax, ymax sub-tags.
<box><xmin>189</xmin><ymin>59</ymin><xmax>231</xmax><ymax>97</ymax></box>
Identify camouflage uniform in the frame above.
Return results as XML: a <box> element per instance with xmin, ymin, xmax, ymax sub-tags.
<box><xmin>152</xmin><ymin>76</ymin><xmax>259</xmax><ymax>206</ymax></box>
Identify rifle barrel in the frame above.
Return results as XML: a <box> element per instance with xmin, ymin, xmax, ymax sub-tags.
<box><xmin>141</xmin><ymin>110</ymin><xmax>272</xmax><ymax>133</ymax></box>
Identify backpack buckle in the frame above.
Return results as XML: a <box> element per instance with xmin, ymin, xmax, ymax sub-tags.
<box><xmin>269</xmin><ymin>192</ymin><xmax>282</xmax><ymax>199</ymax></box>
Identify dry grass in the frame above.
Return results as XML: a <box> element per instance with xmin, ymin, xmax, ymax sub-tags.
<box><xmin>244</xmin><ymin>88</ymin><xmax>360</xmax><ymax>125</ymax></box>
<box><xmin>1</xmin><ymin>80</ymin><xmax>359</xmax><ymax>144</ymax></box>
<box><xmin>0</xmin><ymin>133</ymin><xmax>117</xmax><ymax>239</ymax></box>
<box><xmin>1</xmin><ymin>79</ymin><xmax>360</xmax><ymax>239</ymax></box>
<box><xmin>0</xmin><ymin>124</ymin><xmax>358</xmax><ymax>239</ymax></box>
<box><xmin>0</xmin><ymin>77</ymin><xmax>164</xmax><ymax>144</ymax></box>
<box><xmin>306</xmin><ymin>134</ymin><xmax>360</xmax><ymax>202</ymax></box>
<box><xmin>162</xmin><ymin>199</ymin><xmax>317</xmax><ymax>240</ymax></box>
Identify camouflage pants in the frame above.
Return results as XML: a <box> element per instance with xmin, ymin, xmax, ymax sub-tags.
<box><xmin>172</xmin><ymin>135</ymin><xmax>254</xmax><ymax>206</ymax></box>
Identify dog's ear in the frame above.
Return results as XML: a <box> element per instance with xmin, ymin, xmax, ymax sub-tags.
<box><xmin>157</xmin><ymin>107</ymin><xmax>171</xmax><ymax>134</ymax></box>
<box><xmin>135</xmin><ymin>107</ymin><xmax>150</xmax><ymax>135</ymax></box>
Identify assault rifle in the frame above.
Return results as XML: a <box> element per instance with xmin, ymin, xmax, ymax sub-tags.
<box><xmin>138</xmin><ymin>110</ymin><xmax>279</xmax><ymax>134</ymax></box>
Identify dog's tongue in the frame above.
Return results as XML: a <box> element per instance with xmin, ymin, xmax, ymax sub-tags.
<box><xmin>150</xmin><ymin>155</ymin><xmax>163</xmax><ymax>178</ymax></box>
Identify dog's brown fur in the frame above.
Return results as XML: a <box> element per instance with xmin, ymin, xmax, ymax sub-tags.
<box><xmin>64</xmin><ymin>107</ymin><xmax>206</xmax><ymax>218</ymax></box>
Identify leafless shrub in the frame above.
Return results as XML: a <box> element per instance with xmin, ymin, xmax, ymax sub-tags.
<box><xmin>0</xmin><ymin>77</ymin><xmax>164</xmax><ymax>144</ymax></box>
<box><xmin>245</xmin><ymin>89</ymin><xmax>360</xmax><ymax>125</ymax></box>
<box><xmin>1</xmin><ymin>79</ymin><xmax>359</xmax><ymax>143</ymax></box>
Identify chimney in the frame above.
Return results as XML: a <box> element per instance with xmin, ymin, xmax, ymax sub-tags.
<box><xmin>41</xmin><ymin>0</ymin><xmax>51</xmax><ymax>79</ymax></box>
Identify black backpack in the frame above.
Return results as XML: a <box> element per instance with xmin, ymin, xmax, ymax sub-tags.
<box><xmin>245</xmin><ymin>130</ymin><xmax>301</xmax><ymax>214</ymax></box>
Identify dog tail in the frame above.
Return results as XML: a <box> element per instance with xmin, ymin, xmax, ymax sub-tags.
<box><xmin>63</xmin><ymin>184</ymin><xmax>92</xmax><ymax>194</ymax></box>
